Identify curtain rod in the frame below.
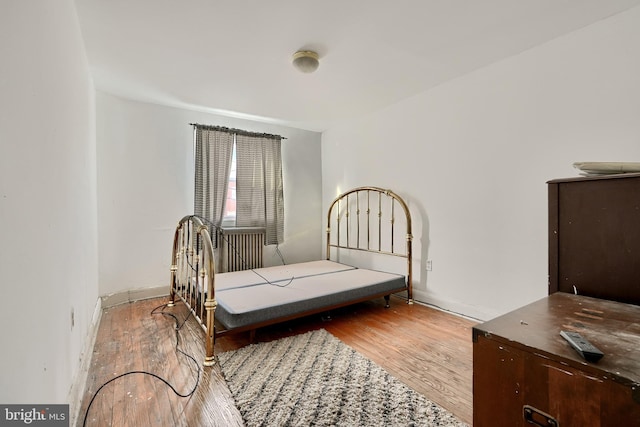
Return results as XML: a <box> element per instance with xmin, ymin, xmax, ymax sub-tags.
<box><xmin>189</xmin><ymin>123</ymin><xmax>287</xmax><ymax>140</ymax></box>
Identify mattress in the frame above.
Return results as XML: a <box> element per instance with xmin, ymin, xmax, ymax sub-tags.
<box><xmin>213</xmin><ymin>260</ymin><xmax>406</xmax><ymax>330</ymax></box>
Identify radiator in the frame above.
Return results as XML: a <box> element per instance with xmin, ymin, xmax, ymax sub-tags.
<box><xmin>218</xmin><ymin>227</ymin><xmax>265</xmax><ymax>272</ymax></box>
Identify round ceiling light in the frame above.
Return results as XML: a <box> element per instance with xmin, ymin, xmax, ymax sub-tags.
<box><xmin>292</xmin><ymin>50</ymin><xmax>319</xmax><ymax>73</ymax></box>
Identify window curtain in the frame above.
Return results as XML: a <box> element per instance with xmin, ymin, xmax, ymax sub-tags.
<box><xmin>235</xmin><ymin>134</ymin><xmax>284</xmax><ymax>245</ymax></box>
<box><xmin>194</xmin><ymin>127</ymin><xmax>234</xmax><ymax>247</ymax></box>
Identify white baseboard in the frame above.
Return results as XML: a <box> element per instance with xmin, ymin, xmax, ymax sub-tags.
<box><xmin>101</xmin><ymin>285</ymin><xmax>169</xmax><ymax>308</ymax></box>
<box><xmin>68</xmin><ymin>297</ymin><xmax>102</xmax><ymax>427</ymax></box>
<box><xmin>412</xmin><ymin>289</ymin><xmax>494</xmax><ymax>322</ymax></box>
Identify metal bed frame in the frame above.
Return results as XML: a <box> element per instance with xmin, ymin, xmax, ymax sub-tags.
<box><xmin>168</xmin><ymin>186</ymin><xmax>413</xmax><ymax>366</ymax></box>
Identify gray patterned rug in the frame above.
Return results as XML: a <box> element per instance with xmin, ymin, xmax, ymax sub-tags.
<box><xmin>218</xmin><ymin>329</ymin><xmax>468</xmax><ymax>427</ymax></box>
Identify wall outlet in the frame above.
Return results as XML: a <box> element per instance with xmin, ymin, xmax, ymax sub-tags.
<box><xmin>71</xmin><ymin>307</ymin><xmax>75</xmax><ymax>330</ymax></box>
<box><xmin>426</xmin><ymin>260</ymin><xmax>432</xmax><ymax>271</ymax></box>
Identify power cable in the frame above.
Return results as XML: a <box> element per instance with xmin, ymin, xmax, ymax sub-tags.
<box><xmin>81</xmin><ymin>303</ymin><xmax>200</xmax><ymax>426</ymax></box>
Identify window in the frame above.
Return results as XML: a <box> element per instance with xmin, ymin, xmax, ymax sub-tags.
<box><xmin>193</xmin><ymin>125</ymin><xmax>284</xmax><ymax>246</ymax></box>
<box><xmin>223</xmin><ymin>144</ymin><xmax>237</xmax><ymax>221</ymax></box>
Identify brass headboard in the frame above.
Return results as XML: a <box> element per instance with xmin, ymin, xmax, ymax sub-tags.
<box><xmin>326</xmin><ymin>187</ymin><xmax>413</xmax><ymax>302</ymax></box>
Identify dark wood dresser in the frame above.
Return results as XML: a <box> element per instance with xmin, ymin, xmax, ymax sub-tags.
<box><xmin>547</xmin><ymin>173</ymin><xmax>640</xmax><ymax>305</ymax></box>
<box><xmin>473</xmin><ymin>293</ymin><xmax>640</xmax><ymax>426</ymax></box>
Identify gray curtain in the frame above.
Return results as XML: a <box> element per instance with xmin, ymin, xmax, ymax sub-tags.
<box><xmin>194</xmin><ymin>127</ymin><xmax>234</xmax><ymax>247</ymax></box>
<box><xmin>235</xmin><ymin>134</ymin><xmax>284</xmax><ymax>245</ymax></box>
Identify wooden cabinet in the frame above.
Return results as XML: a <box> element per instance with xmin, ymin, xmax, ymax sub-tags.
<box><xmin>473</xmin><ymin>293</ymin><xmax>640</xmax><ymax>427</ymax></box>
<box><xmin>548</xmin><ymin>173</ymin><xmax>640</xmax><ymax>304</ymax></box>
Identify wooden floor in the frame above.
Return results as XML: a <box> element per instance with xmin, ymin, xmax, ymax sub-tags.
<box><xmin>77</xmin><ymin>295</ymin><xmax>476</xmax><ymax>426</ymax></box>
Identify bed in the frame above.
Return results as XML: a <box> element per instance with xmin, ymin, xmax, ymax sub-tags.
<box><xmin>168</xmin><ymin>186</ymin><xmax>413</xmax><ymax>366</ymax></box>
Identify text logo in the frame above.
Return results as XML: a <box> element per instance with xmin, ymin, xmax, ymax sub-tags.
<box><xmin>1</xmin><ymin>405</ymin><xmax>68</xmax><ymax>426</ymax></box>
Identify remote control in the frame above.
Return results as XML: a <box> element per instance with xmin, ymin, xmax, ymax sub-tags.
<box><xmin>560</xmin><ymin>330</ymin><xmax>604</xmax><ymax>362</ymax></box>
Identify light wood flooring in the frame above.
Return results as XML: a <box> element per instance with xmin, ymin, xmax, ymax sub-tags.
<box><xmin>77</xmin><ymin>295</ymin><xmax>476</xmax><ymax>426</ymax></box>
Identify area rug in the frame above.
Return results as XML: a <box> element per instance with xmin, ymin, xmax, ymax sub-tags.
<box><xmin>217</xmin><ymin>329</ymin><xmax>468</xmax><ymax>426</ymax></box>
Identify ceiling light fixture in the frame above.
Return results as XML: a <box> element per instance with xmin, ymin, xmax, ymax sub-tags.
<box><xmin>292</xmin><ymin>50</ymin><xmax>319</xmax><ymax>73</ymax></box>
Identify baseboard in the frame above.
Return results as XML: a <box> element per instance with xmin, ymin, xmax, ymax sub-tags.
<box><xmin>101</xmin><ymin>285</ymin><xmax>169</xmax><ymax>308</ymax></box>
<box><xmin>412</xmin><ymin>289</ymin><xmax>493</xmax><ymax>322</ymax></box>
<box><xmin>68</xmin><ymin>297</ymin><xmax>102</xmax><ymax>427</ymax></box>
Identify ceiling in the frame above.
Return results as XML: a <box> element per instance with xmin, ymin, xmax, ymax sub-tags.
<box><xmin>76</xmin><ymin>0</ymin><xmax>640</xmax><ymax>132</ymax></box>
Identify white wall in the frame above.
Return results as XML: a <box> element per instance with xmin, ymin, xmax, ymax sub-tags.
<box><xmin>0</xmin><ymin>0</ymin><xmax>99</xmax><ymax>407</ymax></box>
<box><xmin>96</xmin><ymin>93</ymin><xmax>323</xmax><ymax>297</ymax></box>
<box><xmin>322</xmin><ymin>6</ymin><xmax>640</xmax><ymax>320</ymax></box>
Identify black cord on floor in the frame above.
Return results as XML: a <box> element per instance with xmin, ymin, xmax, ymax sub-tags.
<box><xmin>82</xmin><ymin>303</ymin><xmax>201</xmax><ymax>427</ymax></box>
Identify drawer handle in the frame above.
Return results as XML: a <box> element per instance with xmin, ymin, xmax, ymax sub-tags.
<box><xmin>523</xmin><ymin>405</ymin><xmax>558</xmax><ymax>427</ymax></box>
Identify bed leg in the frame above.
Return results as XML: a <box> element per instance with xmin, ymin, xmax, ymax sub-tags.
<box><xmin>168</xmin><ymin>264</ymin><xmax>177</xmax><ymax>307</ymax></box>
<box><xmin>204</xmin><ymin>298</ymin><xmax>217</xmax><ymax>367</ymax></box>
<box><xmin>384</xmin><ymin>295</ymin><xmax>390</xmax><ymax>308</ymax></box>
<box><xmin>248</xmin><ymin>329</ymin><xmax>256</xmax><ymax>343</ymax></box>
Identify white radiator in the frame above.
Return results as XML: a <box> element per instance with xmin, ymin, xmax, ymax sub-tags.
<box><xmin>218</xmin><ymin>227</ymin><xmax>265</xmax><ymax>272</ymax></box>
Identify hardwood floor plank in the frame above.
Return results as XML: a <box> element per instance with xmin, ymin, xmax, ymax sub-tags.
<box><xmin>77</xmin><ymin>295</ymin><xmax>475</xmax><ymax>426</ymax></box>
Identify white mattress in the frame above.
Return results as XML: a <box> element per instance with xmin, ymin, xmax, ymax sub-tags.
<box><xmin>215</xmin><ymin>260</ymin><xmax>356</xmax><ymax>290</ymax></box>
<box><xmin>213</xmin><ymin>260</ymin><xmax>407</xmax><ymax>330</ymax></box>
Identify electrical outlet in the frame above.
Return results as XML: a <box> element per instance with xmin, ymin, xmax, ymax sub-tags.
<box><xmin>426</xmin><ymin>260</ymin><xmax>432</xmax><ymax>271</ymax></box>
<box><xmin>71</xmin><ymin>308</ymin><xmax>75</xmax><ymax>330</ymax></box>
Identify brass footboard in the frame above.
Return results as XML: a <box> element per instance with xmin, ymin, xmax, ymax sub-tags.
<box><xmin>169</xmin><ymin>215</ymin><xmax>217</xmax><ymax>366</ymax></box>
